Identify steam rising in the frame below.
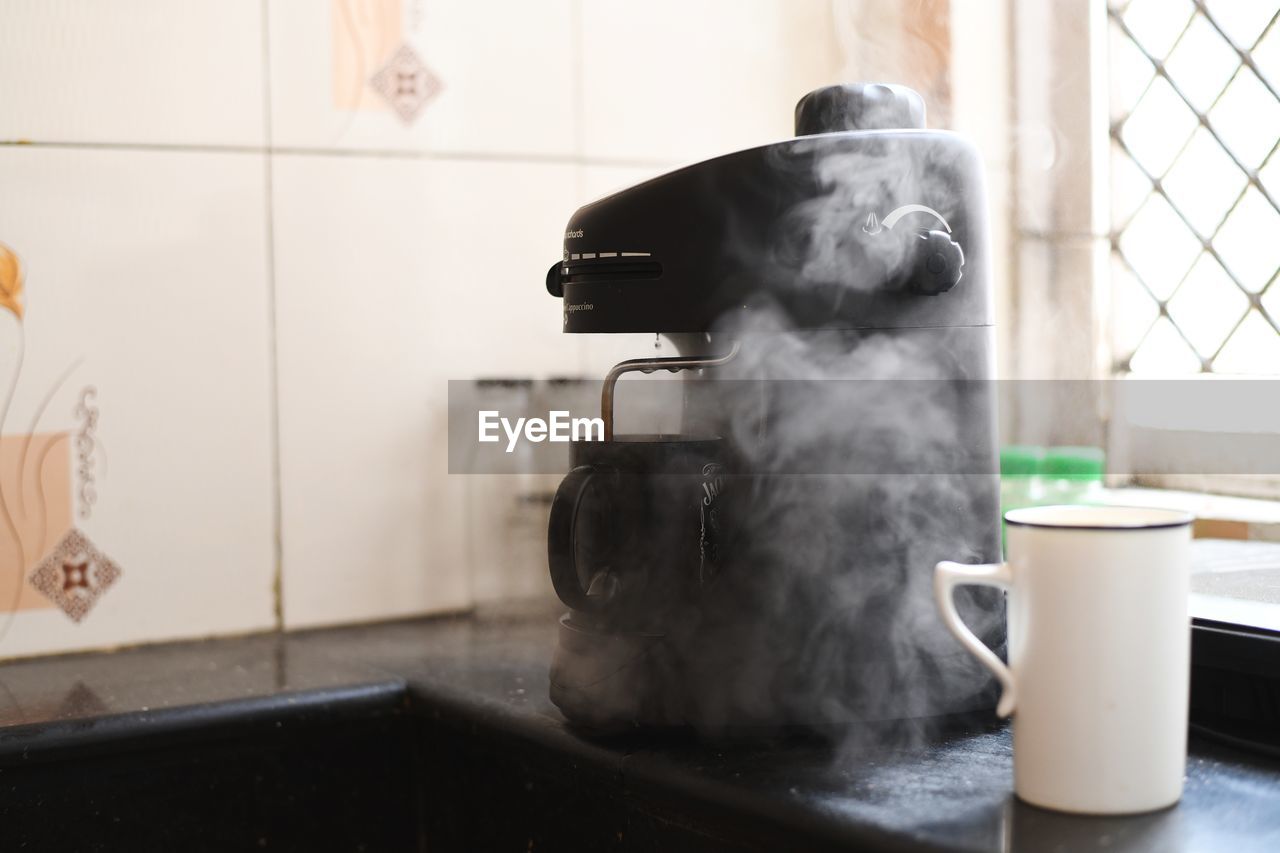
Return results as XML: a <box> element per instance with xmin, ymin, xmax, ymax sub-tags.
<box><xmin>663</xmin><ymin>312</ymin><xmax>1001</xmax><ymax>736</ymax></box>
<box><xmin>553</xmin><ymin>111</ymin><xmax>1003</xmax><ymax>748</ymax></box>
<box><xmin>676</xmin><ymin>132</ymin><xmax>1000</xmax><ymax>736</ymax></box>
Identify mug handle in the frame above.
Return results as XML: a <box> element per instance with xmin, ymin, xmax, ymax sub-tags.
<box><xmin>547</xmin><ymin>465</ymin><xmax>602</xmax><ymax>612</ymax></box>
<box><xmin>934</xmin><ymin>561</ymin><xmax>1017</xmax><ymax>718</ymax></box>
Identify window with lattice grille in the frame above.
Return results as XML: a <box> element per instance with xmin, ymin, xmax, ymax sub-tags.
<box><xmin>1109</xmin><ymin>0</ymin><xmax>1280</xmax><ymax>375</ymax></box>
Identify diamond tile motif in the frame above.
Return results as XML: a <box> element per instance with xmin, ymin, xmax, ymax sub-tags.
<box><xmin>1256</xmin><ymin>24</ymin><xmax>1280</xmax><ymax>87</ymax></box>
<box><xmin>1264</xmin><ymin>279</ymin><xmax>1280</xmax><ymax>318</ymax></box>
<box><xmin>1110</xmin><ymin>1</ymin><xmax>1280</xmax><ymax>374</ymax></box>
<box><xmin>369</xmin><ymin>43</ymin><xmax>443</xmax><ymax>125</ymax></box>
<box><xmin>1209</xmin><ymin>68</ymin><xmax>1280</xmax><ymax>169</ymax></box>
<box><xmin>1166</xmin><ymin>253</ymin><xmax>1250</xmax><ymax>357</ymax></box>
<box><xmin>1214</xmin><ymin>310</ymin><xmax>1280</xmax><ymax>373</ymax></box>
<box><xmin>1111</xmin><ymin>257</ymin><xmax>1160</xmax><ymax>361</ymax></box>
<box><xmin>1164</xmin><ymin>14</ymin><xmax>1242</xmax><ymax>112</ymax></box>
<box><xmin>1214</xmin><ymin>187</ymin><xmax>1280</xmax><ymax>292</ymax></box>
<box><xmin>1118</xmin><ymin>194</ymin><xmax>1201</xmax><ymax>300</ymax></box>
<box><xmin>1120</xmin><ymin>76</ymin><xmax>1199</xmax><ymax>177</ymax></box>
<box><xmin>1262</xmin><ymin>150</ymin><xmax>1280</xmax><ymax>189</ymax></box>
<box><xmin>1109</xmin><ymin>23</ymin><xmax>1155</xmax><ymax>122</ymax></box>
<box><xmin>1111</xmin><ymin>142</ymin><xmax>1154</xmax><ymax>229</ymax></box>
<box><xmin>1206</xmin><ymin>0</ymin><xmax>1277</xmax><ymax>49</ymax></box>
<box><xmin>1161</xmin><ymin>128</ymin><xmax>1248</xmax><ymax>237</ymax></box>
<box><xmin>1122</xmin><ymin>0</ymin><xmax>1196</xmax><ymax>58</ymax></box>
<box><xmin>29</xmin><ymin>528</ymin><xmax>121</xmax><ymax>623</ymax></box>
<box><xmin>1129</xmin><ymin>316</ymin><xmax>1203</xmax><ymax>374</ymax></box>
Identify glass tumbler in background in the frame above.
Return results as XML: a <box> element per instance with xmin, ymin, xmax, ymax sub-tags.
<box><xmin>465</xmin><ymin>378</ymin><xmax>537</xmax><ymax>604</ymax></box>
<box><xmin>465</xmin><ymin>378</ymin><xmax>600</xmax><ymax>606</ymax></box>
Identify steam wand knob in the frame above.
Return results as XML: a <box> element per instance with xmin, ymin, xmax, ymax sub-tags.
<box><xmin>908</xmin><ymin>229</ymin><xmax>964</xmax><ymax>295</ymax></box>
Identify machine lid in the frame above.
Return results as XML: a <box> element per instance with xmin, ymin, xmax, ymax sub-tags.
<box><xmin>794</xmin><ymin>83</ymin><xmax>927</xmax><ymax>135</ymax></box>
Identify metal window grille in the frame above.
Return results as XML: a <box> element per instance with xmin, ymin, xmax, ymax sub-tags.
<box><xmin>1108</xmin><ymin>0</ymin><xmax>1280</xmax><ymax>374</ymax></box>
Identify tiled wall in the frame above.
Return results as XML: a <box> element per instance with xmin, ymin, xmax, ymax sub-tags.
<box><xmin>0</xmin><ymin>0</ymin><xmax>951</xmax><ymax>656</ymax></box>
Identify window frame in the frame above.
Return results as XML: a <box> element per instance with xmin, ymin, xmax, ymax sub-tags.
<box><xmin>1004</xmin><ymin>0</ymin><xmax>1280</xmax><ymax>500</ymax></box>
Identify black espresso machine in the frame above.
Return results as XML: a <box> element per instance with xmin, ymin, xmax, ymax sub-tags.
<box><xmin>544</xmin><ymin>84</ymin><xmax>1004</xmax><ymax>731</ymax></box>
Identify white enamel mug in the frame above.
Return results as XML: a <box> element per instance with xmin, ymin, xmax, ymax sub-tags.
<box><xmin>935</xmin><ymin>505</ymin><xmax>1194</xmax><ymax>815</ymax></box>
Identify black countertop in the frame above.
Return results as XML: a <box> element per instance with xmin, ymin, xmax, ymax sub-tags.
<box><xmin>1</xmin><ymin>604</ymin><xmax>1278</xmax><ymax>852</ymax></box>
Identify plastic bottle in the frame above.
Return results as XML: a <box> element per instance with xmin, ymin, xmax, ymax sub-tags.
<box><xmin>1039</xmin><ymin>446</ymin><xmax>1106</xmax><ymax>507</ymax></box>
<box><xmin>1000</xmin><ymin>445</ymin><xmax>1044</xmax><ymax>551</ymax></box>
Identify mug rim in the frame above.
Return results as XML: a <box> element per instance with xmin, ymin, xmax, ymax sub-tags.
<box><xmin>1004</xmin><ymin>504</ymin><xmax>1194</xmax><ymax>531</ymax></box>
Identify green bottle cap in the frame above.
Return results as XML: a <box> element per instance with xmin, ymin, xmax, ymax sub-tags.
<box><xmin>1000</xmin><ymin>445</ymin><xmax>1044</xmax><ymax>477</ymax></box>
<box><xmin>1041</xmin><ymin>446</ymin><xmax>1105</xmax><ymax>481</ymax></box>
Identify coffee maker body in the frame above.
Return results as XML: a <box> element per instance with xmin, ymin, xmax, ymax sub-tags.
<box><xmin>544</xmin><ymin>84</ymin><xmax>1004</xmax><ymax>731</ymax></box>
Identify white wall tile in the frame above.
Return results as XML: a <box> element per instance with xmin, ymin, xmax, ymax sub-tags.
<box><xmin>0</xmin><ymin>0</ymin><xmax>916</xmax><ymax>651</ymax></box>
<box><xmin>580</xmin><ymin>0</ymin><xmax>843</xmax><ymax>164</ymax></box>
<box><xmin>0</xmin><ymin>147</ymin><xmax>276</xmax><ymax>658</ymax></box>
<box><xmin>0</xmin><ymin>0</ymin><xmax>265</xmax><ymax>147</ymax></box>
<box><xmin>268</xmin><ymin>0</ymin><xmax>577</xmax><ymax>156</ymax></box>
<box><xmin>272</xmin><ymin>153</ymin><xmax>580</xmax><ymax>627</ymax></box>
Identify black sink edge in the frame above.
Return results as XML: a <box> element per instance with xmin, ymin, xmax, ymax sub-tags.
<box><xmin>0</xmin><ymin>679</ymin><xmax>409</xmax><ymax>766</ymax></box>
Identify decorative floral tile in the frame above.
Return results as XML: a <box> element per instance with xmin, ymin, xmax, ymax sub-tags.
<box><xmin>28</xmin><ymin>528</ymin><xmax>120</xmax><ymax>623</ymax></box>
<box><xmin>269</xmin><ymin>0</ymin><xmax>575</xmax><ymax>154</ymax></box>
<box><xmin>0</xmin><ymin>432</ymin><xmax>72</xmax><ymax>613</ymax></box>
<box><xmin>370</xmin><ymin>43</ymin><xmax>442</xmax><ymax>125</ymax></box>
<box><xmin>0</xmin><ymin>147</ymin><xmax>277</xmax><ymax>658</ymax></box>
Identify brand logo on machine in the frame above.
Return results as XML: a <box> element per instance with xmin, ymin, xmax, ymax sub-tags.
<box><xmin>700</xmin><ymin>463</ymin><xmax>724</xmax><ymax>507</ymax></box>
<box><xmin>565</xmin><ymin>229</ymin><xmax>584</xmax><ymax>239</ymax></box>
<box><xmin>565</xmin><ymin>302</ymin><xmax>593</xmax><ymax>313</ymax></box>
<box><xmin>699</xmin><ymin>463</ymin><xmax>725</xmax><ymax>584</ymax></box>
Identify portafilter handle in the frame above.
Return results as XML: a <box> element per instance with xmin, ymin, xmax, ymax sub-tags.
<box><xmin>600</xmin><ymin>342</ymin><xmax>740</xmax><ymax>440</ymax></box>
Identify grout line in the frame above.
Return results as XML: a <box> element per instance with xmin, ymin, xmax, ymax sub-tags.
<box><xmin>260</xmin><ymin>0</ymin><xmax>285</xmax><ymax>633</ymax></box>
<box><xmin>570</xmin><ymin>0</ymin><xmax>586</xmax><ymax>159</ymax></box>
<box><xmin>0</xmin><ymin>139</ymin><xmax>675</xmax><ymax>171</ymax></box>
<box><xmin>569</xmin><ymin>0</ymin><xmax>591</xmax><ymax>377</ymax></box>
<box><xmin>0</xmin><ymin>140</ymin><xmax>262</xmax><ymax>156</ymax></box>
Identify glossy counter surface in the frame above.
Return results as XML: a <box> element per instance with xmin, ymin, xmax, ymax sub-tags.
<box><xmin>0</xmin><ymin>604</ymin><xmax>1276</xmax><ymax>852</ymax></box>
